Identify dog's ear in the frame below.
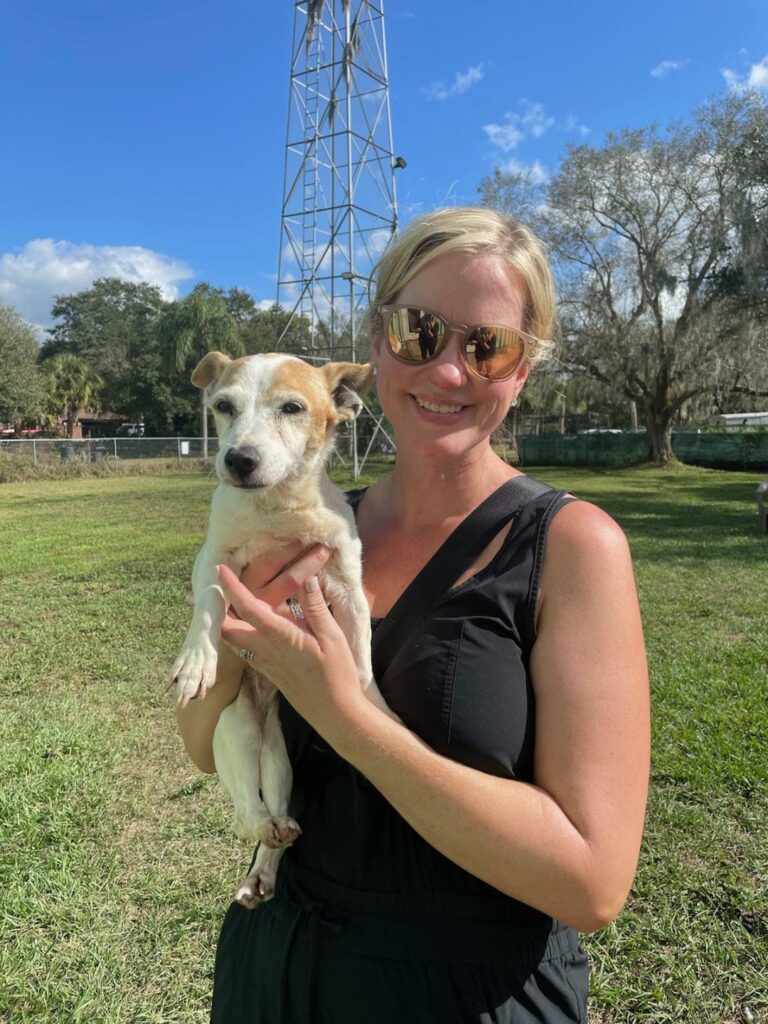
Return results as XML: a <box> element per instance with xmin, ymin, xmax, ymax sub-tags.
<box><xmin>191</xmin><ymin>351</ymin><xmax>231</xmax><ymax>390</ymax></box>
<box><xmin>321</xmin><ymin>362</ymin><xmax>376</xmax><ymax>421</ymax></box>
<box><xmin>321</xmin><ymin>362</ymin><xmax>375</xmax><ymax>421</ymax></box>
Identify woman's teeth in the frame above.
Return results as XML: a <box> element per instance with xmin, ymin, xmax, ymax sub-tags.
<box><xmin>416</xmin><ymin>397</ymin><xmax>463</xmax><ymax>414</ymax></box>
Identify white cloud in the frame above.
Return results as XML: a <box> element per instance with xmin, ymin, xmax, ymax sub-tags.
<box><xmin>482</xmin><ymin>118</ymin><xmax>524</xmax><ymax>152</ymax></box>
<box><xmin>721</xmin><ymin>54</ymin><xmax>768</xmax><ymax>92</ymax></box>
<box><xmin>650</xmin><ymin>59</ymin><xmax>689</xmax><ymax>79</ymax></box>
<box><xmin>564</xmin><ymin>115</ymin><xmax>591</xmax><ymax>137</ymax></box>
<box><xmin>482</xmin><ymin>100</ymin><xmax>555</xmax><ymax>153</ymax></box>
<box><xmin>423</xmin><ymin>63</ymin><xmax>484</xmax><ymax>102</ymax></box>
<box><xmin>0</xmin><ymin>239</ymin><xmax>194</xmax><ymax>331</ymax></box>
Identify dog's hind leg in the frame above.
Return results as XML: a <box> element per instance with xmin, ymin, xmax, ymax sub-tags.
<box><xmin>258</xmin><ymin>696</ymin><xmax>301</xmax><ymax>849</ymax></box>
<box><xmin>213</xmin><ymin>679</ymin><xmax>275</xmax><ymax>843</ymax></box>
<box><xmin>231</xmin><ymin>697</ymin><xmax>297</xmax><ymax>909</ymax></box>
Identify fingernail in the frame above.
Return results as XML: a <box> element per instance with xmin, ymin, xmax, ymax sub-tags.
<box><xmin>305</xmin><ymin>576</ymin><xmax>319</xmax><ymax>593</ymax></box>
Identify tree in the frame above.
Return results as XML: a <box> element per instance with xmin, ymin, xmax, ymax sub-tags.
<box><xmin>239</xmin><ymin>302</ymin><xmax>317</xmax><ymax>356</ymax></box>
<box><xmin>712</xmin><ymin>98</ymin><xmax>768</xmax><ymax>326</ymax></box>
<box><xmin>0</xmin><ymin>303</ymin><xmax>45</xmax><ymax>426</ymax></box>
<box><xmin>480</xmin><ymin>93</ymin><xmax>768</xmax><ymax>463</ymax></box>
<box><xmin>45</xmin><ymin>354</ymin><xmax>102</xmax><ymax>437</ymax></box>
<box><xmin>157</xmin><ymin>284</ymin><xmax>244</xmax><ymax>453</ymax></box>
<box><xmin>42</xmin><ymin>278</ymin><xmax>169</xmax><ymax>418</ymax></box>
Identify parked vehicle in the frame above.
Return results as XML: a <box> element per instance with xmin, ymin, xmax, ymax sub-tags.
<box><xmin>117</xmin><ymin>422</ymin><xmax>145</xmax><ymax>437</ymax></box>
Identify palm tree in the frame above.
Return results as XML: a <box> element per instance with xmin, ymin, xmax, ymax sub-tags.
<box><xmin>45</xmin><ymin>354</ymin><xmax>102</xmax><ymax>438</ymax></box>
<box><xmin>157</xmin><ymin>285</ymin><xmax>243</xmax><ymax>457</ymax></box>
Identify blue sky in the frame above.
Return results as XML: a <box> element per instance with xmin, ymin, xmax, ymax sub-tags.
<box><xmin>1</xmin><ymin>0</ymin><xmax>766</xmax><ymax>330</ymax></box>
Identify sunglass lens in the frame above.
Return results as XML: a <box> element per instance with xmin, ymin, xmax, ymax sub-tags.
<box><xmin>465</xmin><ymin>325</ymin><xmax>525</xmax><ymax>379</ymax></box>
<box><xmin>387</xmin><ymin>308</ymin><xmax>446</xmax><ymax>361</ymax></box>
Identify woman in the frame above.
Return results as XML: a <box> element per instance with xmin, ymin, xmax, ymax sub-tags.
<box><xmin>176</xmin><ymin>207</ymin><xmax>650</xmax><ymax>1023</ymax></box>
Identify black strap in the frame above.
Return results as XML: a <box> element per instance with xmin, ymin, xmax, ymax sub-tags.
<box><xmin>371</xmin><ymin>475</ymin><xmax>555</xmax><ymax>672</ymax></box>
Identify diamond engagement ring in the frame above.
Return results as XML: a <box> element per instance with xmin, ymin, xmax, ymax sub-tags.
<box><xmin>287</xmin><ymin>597</ymin><xmax>305</xmax><ymax>621</ymax></box>
<box><xmin>239</xmin><ymin>648</ymin><xmax>255</xmax><ymax>662</ymax></box>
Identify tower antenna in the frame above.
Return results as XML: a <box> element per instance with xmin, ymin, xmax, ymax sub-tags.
<box><xmin>276</xmin><ymin>0</ymin><xmax>403</xmax><ymax>474</ymax></box>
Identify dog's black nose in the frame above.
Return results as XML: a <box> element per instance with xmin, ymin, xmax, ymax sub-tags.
<box><xmin>224</xmin><ymin>446</ymin><xmax>261</xmax><ymax>478</ymax></box>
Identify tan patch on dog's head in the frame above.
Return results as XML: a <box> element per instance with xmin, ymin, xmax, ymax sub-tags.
<box><xmin>267</xmin><ymin>359</ymin><xmax>374</xmax><ymax>449</ymax></box>
<box><xmin>269</xmin><ymin>359</ymin><xmax>333</xmax><ymax>450</ymax></box>
<box><xmin>192</xmin><ymin>352</ymin><xmax>288</xmax><ymax>392</ymax></box>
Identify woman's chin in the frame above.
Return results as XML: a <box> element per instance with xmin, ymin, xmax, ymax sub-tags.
<box><xmin>395</xmin><ymin>427</ymin><xmax>495</xmax><ymax>463</ymax></box>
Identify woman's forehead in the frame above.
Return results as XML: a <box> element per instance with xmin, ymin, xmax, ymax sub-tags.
<box><xmin>397</xmin><ymin>250</ymin><xmax>526</xmax><ymax>325</ymax></box>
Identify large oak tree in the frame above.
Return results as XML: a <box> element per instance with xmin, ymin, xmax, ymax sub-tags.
<box><xmin>480</xmin><ymin>93</ymin><xmax>768</xmax><ymax>463</ymax></box>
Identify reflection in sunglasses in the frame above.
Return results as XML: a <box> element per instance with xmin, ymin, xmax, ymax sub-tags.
<box><xmin>382</xmin><ymin>305</ymin><xmax>527</xmax><ymax>381</ymax></box>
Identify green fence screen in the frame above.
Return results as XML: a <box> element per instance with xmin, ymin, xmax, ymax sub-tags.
<box><xmin>516</xmin><ymin>432</ymin><xmax>768</xmax><ymax>470</ymax></box>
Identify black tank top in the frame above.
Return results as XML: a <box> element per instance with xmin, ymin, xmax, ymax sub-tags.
<box><xmin>277</xmin><ymin>477</ymin><xmax>575</xmax><ymax>922</ymax></box>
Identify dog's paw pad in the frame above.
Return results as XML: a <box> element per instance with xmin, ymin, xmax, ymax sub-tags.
<box><xmin>261</xmin><ymin>816</ymin><xmax>301</xmax><ymax>849</ymax></box>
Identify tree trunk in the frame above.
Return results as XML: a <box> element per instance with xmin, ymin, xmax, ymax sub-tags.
<box><xmin>508</xmin><ymin>405</ymin><xmax>519</xmax><ymax>435</ymax></box>
<box><xmin>201</xmin><ymin>390</ymin><xmax>208</xmax><ymax>460</ymax></box>
<box><xmin>645</xmin><ymin>403</ymin><xmax>674</xmax><ymax>463</ymax></box>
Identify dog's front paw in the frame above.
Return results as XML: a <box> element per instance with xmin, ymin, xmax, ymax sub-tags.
<box><xmin>170</xmin><ymin>640</ymin><xmax>218</xmax><ymax>705</ymax></box>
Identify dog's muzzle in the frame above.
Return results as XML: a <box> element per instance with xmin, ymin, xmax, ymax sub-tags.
<box><xmin>224</xmin><ymin>445</ymin><xmax>262</xmax><ymax>483</ymax></box>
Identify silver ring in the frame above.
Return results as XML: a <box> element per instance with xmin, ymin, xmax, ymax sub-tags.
<box><xmin>238</xmin><ymin>648</ymin><xmax>254</xmax><ymax>662</ymax></box>
<box><xmin>287</xmin><ymin>597</ymin><xmax>305</xmax><ymax>621</ymax></box>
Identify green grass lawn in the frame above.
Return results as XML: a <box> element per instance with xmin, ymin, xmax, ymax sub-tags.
<box><xmin>1</xmin><ymin>465</ymin><xmax>766</xmax><ymax>1023</ymax></box>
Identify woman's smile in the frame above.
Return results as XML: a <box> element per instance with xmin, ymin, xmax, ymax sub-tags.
<box><xmin>411</xmin><ymin>393</ymin><xmax>468</xmax><ymax>418</ymax></box>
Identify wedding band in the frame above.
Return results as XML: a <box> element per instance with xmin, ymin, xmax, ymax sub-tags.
<box><xmin>239</xmin><ymin>649</ymin><xmax>254</xmax><ymax>662</ymax></box>
<box><xmin>287</xmin><ymin>597</ymin><xmax>305</xmax><ymax>621</ymax></box>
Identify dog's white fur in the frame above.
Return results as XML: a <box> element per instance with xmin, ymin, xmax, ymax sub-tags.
<box><xmin>172</xmin><ymin>350</ymin><xmax>385</xmax><ymax>905</ymax></box>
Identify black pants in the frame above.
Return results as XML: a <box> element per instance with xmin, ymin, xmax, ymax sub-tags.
<box><xmin>211</xmin><ymin>863</ymin><xmax>589</xmax><ymax>1024</ymax></box>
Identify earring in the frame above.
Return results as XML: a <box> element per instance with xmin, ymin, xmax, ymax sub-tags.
<box><xmin>510</xmin><ymin>397</ymin><xmax>518</xmax><ymax>407</ymax></box>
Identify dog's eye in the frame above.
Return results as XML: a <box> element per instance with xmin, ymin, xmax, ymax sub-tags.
<box><xmin>281</xmin><ymin>401</ymin><xmax>305</xmax><ymax>415</ymax></box>
<box><xmin>214</xmin><ymin>399</ymin><xmax>235</xmax><ymax>416</ymax></box>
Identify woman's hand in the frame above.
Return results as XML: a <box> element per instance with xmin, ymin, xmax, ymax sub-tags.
<box><xmin>218</xmin><ymin>561</ymin><xmax>370</xmax><ymax>746</ymax></box>
<box><xmin>235</xmin><ymin>541</ymin><xmax>331</xmax><ymax>633</ymax></box>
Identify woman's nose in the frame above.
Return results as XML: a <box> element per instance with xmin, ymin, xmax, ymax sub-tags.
<box><xmin>426</xmin><ymin>336</ymin><xmax>468</xmax><ymax>387</ymax></box>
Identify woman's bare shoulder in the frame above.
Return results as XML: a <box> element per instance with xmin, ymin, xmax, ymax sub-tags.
<box><xmin>548</xmin><ymin>496</ymin><xmax>631</xmax><ymax>564</ymax></box>
<box><xmin>536</xmin><ymin>497</ymin><xmax>636</xmax><ymax>623</ymax></box>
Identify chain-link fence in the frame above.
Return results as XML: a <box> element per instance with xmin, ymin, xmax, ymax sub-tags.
<box><xmin>0</xmin><ymin>437</ymin><xmax>221</xmax><ymax>465</ymax></box>
<box><xmin>4</xmin><ymin>429</ymin><xmax>766</xmax><ymax>472</ymax></box>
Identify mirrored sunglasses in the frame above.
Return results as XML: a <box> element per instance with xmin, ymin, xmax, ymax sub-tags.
<box><xmin>379</xmin><ymin>304</ymin><xmax>534</xmax><ymax>381</ymax></box>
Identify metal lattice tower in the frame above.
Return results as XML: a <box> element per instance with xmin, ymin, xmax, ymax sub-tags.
<box><xmin>276</xmin><ymin>2</ymin><xmax>403</xmax><ymax>465</ymax></box>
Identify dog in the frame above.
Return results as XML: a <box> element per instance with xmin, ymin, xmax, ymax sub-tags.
<box><xmin>171</xmin><ymin>350</ymin><xmax>386</xmax><ymax>906</ymax></box>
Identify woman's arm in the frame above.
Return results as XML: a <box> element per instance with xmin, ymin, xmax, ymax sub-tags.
<box><xmin>174</xmin><ymin>543</ymin><xmax>331</xmax><ymax>773</ymax></box>
<box><xmin>175</xmin><ymin>644</ymin><xmax>243</xmax><ymax>773</ymax></box>
<box><xmin>218</xmin><ymin>502</ymin><xmax>650</xmax><ymax>933</ymax></box>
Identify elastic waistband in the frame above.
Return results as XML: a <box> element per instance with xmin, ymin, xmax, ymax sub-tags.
<box><xmin>272</xmin><ymin>862</ymin><xmax>580</xmax><ymax>966</ymax></box>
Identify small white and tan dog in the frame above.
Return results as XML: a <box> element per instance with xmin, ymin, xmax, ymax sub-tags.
<box><xmin>171</xmin><ymin>350</ymin><xmax>384</xmax><ymax>906</ymax></box>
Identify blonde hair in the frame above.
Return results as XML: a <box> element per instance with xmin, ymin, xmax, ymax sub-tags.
<box><xmin>371</xmin><ymin>206</ymin><xmax>558</xmax><ymax>367</ymax></box>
